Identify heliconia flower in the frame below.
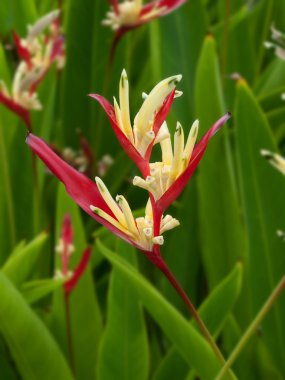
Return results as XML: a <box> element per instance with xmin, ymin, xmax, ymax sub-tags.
<box><xmin>0</xmin><ymin>10</ymin><xmax>64</xmax><ymax>130</ymax></box>
<box><xmin>264</xmin><ymin>24</ymin><xmax>285</xmax><ymax>61</ymax></box>
<box><xmin>102</xmin><ymin>0</ymin><xmax>186</xmax><ymax>34</ymax></box>
<box><xmin>89</xmin><ymin>70</ymin><xmax>182</xmax><ymax>176</ymax></box>
<box><xmin>27</xmin><ymin>72</ymin><xmax>230</xmax><ymax>259</ymax></box>
<box><xmin>26</xmin><ymin>133</ymin><xmax>179</xmax><ymax>255</ymax></box>
<box><xmin>260</xmin><ymin>149</ymin><xmax>285</xmax><ymax>175</ymax></box>
<box><xmin>55</xmin><ymin>214</ymin><xmax>92</xmax><ymax>295</ymax></box>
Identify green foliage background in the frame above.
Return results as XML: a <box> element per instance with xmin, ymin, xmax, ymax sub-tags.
<box><xmin>0</xmin><ymin>0</ymin><xmax>285</xmax><ymax>379</ymax></box>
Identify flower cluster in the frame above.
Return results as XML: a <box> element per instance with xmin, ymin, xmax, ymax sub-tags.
<box><xmin>55</xmin><ymin>214</ymin><xmax>91</xmax><ymax>295</ymax></box>
<box><xmin>0</xmin><ymin>10</ymin><xmax>65</xmax><ymax>129</ymax></box>
<box><xmin>27</xmin><ymin>71</ymin><xmax>230</xmax><ymax>263</ymax></box>
<box><xmin>102</xmin><ymin>0</ymin><xmax>186</xmax><ymax>36</ymax></box>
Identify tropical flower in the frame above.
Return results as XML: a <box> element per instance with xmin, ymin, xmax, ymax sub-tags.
<box><xmin>55</xmin><ymin>214</ymin><xmax>91</xmax><ymax>295</ymax></box>
<box><xmin>103</xmin><ymin>0</ymin><xmax>186</xmax><ymax>32</ymax></box>
<box><xmin>0</xmin><ymin>10</ymin><xmax>64</xmax><ymax>129</ymax></box>
<box><xmin>260</xmin><ymin>149</ymin><xmax>285</xmax><ymax>175</ymax></box>
<box><xmin>27</xmin><ymin>71</ymin><xmax>230</xmax><ymax>265</ymax></box>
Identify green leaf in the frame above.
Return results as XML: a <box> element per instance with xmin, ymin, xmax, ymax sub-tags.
<box><xmin>97</xmin><ymin>241</ymin><xmax>233</xmax><ymax>380</ymax></box>
<box><xmin>21</xmin><ymin>278</ymin><xmax>65</xmax><ymax>305</ymax></box>
<box><xmin>153</xmin><ymin>263</ymin><xmax>243</xmax><ymax>380</ymax></box>
<box><xmin>0</xmin><ymin>271</ymin><xmax>73</xmax><ymax>380</ymax></box>
<box><xmin>235</xmin><ymin>79</ymin><xmax>285</xmax><ymax>375</ymax></box>
<box><xmin>158</xmin><ymin>183</ymin><xmax>201</xmax><ymax>311</ymax></box>
<box><xmin>60</xmin><ymin>0</ymin><xmax>97</xmax><ymax>146</ymax></box>
<box><xmin>0</xmin><ymin>0</ymin><xmax>37</xmax><ymax>35</ymax></box>
<box><xmin>2</xmin><ymin>232</ymin><xmax>48</xmax><ymax>287</ymax></box>
<box><xmin>194</xmin><ymin>35</ymin><xmax>245</xmax><ymax>289</ymax></box>
<box><xmin>97</xmin><ymin>241</ymin><xmax>149</xmax><ymax>380</ymax></box>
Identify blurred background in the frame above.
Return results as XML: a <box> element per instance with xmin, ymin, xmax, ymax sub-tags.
<box><xmin>0</xmin><ymin>0</ymin><xmax>285</xmax><ymax>379</ymax></box>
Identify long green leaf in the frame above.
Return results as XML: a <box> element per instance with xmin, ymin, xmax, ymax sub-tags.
<box><xmin>235</xmin><ymin>79</ymin><xmax>285</xmax><ymax>375</ymax></box>
<box><xmin>194</xmin><ymin>35</ymin><xmax>245</xmax><ymax>289</ymax></box>
<box><xmin>153</xmin><ymin>263</ymin><xmax>243</xmax><ymax>380</ymax></box>
<box><xmin>2</xmin><ymin>232</ymin><xmax>48</xmax><ymax>287</ymax></box>
<box><xmin>0</xmin><ymin>271</ymin><xmax>73</xmax><ymax>380</ymax></box>
<box><xmin>97</xmin><ymin>241</ymin><xmax>233</xmax><ymax>380</ymax></box>
<box><xmin>97</xmin><ymin>241</ymin><xmax>149</xmax><ymax>380</ymax></box>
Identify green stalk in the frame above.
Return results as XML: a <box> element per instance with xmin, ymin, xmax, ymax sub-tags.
<box><xmin>215</xmin><ymin>276</ymin><xmax>285</xmax><ymax>380</ymax></box>
<box><xmin>155</xmin><ymin>256</ymin><xmax>237</xmax><ymax>380</ymax></box>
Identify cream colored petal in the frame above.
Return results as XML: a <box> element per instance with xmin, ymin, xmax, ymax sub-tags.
<box><xmin>134</xmin><ymin>74</ymin><xmax>182</xmax><ymax>134</ymax></box>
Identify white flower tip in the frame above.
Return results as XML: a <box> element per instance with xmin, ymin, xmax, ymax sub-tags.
<box><xmin>143</xmin><ymin>227</ymin><xmax>152</xmax><ymax>237</ymax></box>
<box><xmin>260</xmin><ymin>149</ymin><xmax>272</xmax><ymax>158</ymax></box>
<box><xmin>95</xmin><ymin>176</ymin><xmax>105</xmax><ymax>192</ymax></box>
<box><xmin>277</xmin><ymin>230</ymin><xmax>285</xmax><ymax>238</ymax></box>
<box><xmin>175</xmin><ymin>122</ymin><xmax>183</xmax><ymax>134</ymax></box>
<box><xmin>142</xmin><ymin>92</ymin><xmax>148</xmax><ymax>99</ymax></box>
<box><xmin>281</xmin><ymin>93</ymin><xmax>285</xmax><ymax>101</ymax></box>
<box><xmin>90</xmin><ymin>205</ymin><xmax>98</xmax><ymax>213</ymax></box>
<box><xmin>121</xmin><ymin>69</ymin><xmax>128</xmax><ymax>86</ymax></box>
<box><xmin>174</xmin><ymin>90</ymin><xmax>183</xmax><ymax>98</ymax></box>
<box><xmin>133</xmin><ymin>176</ymin><xmax>142</xmax><ymax>186</ymax></box>
<box><xmin>152</xmin><ymin>236</ymin><xmax>164</xmax><ymax>245</ymax></box>
<box><xmin>168</xmin><ymin>74</ymin><xmax>182</xmax><ymax>87</ymax></box>
<box><xmin>264</xmin><ymin>41</ymin><xmax>273</xmax><ymax>49</ymax></box>
<box><xmin>116</xmin><ymin>194</ymin><xmax>122</xmax><ymax>203</ymax></box>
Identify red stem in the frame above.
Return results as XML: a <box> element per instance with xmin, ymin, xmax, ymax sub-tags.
<box><xmin>153</xmin><ymin>255</ymin><xmax>227</xmax><ymax>367</ymax></box>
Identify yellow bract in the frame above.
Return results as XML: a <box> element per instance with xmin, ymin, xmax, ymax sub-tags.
<box><xmin>90</xmin><ymin>177</ymin><xmax>179</xmax><ymax>251</ymax></box>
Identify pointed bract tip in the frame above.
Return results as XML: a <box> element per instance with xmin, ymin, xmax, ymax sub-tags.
<box><xmin>174</xmin><ymin>90</ymin><xmax>183</xmax><ymax>98</ymax></box>
<box><xmin>116</xmin><ymin>194</ymin><xmax>122</xmax><ymax>203</ymax></box>
<box><xmin>121</xmin><ymin>68</ymin><xmax>127</xmax><ymax>77</ymax></box>
<box><xmin>25</xmin><ymin>131</ymin><xmax>31</xmax><ymax>142</ymax></box>
<box><xmin>168</xmin><ymin>74</ymin><xmax>182</xmax><ymax>87</ymax></box>
<box><xmin>192</xmin><ymin>119</ymin><xmax>199</xmax><ymax>128</ymax></box>
<box><xmin>175</xmin><ymin>122</ymin><xmax>182</xmax><ymax>133</ymax></box>
<box><xmin>90</xmin><ymin>205</ymin><xmax>98</xmax><ymax>213</ymax></box>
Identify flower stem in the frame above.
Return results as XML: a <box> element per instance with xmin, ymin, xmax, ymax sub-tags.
<box><xmin>215</xmin><ymin>276</ymin><xmax>285</xmax><ymax>380</ymax></box>
<box><xmin>64</xmin><ymin>292</ymin><xmax>76</xmax><ymax>375</ymax></box>
<box><xmin>155</xmin><ymin>257</ymin><xmax>236</xmax><ymax>379</ymax></box>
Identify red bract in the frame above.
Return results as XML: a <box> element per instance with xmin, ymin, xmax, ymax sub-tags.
<box><xmin>13</xmin><ymin>32</ymin><xmax>32</xmax><ymax>69</ymax></box>
<box><xmin>64</xmin><ymin>247</ymin><xmax>92</xmax><ymax>294</ymax></box>
<box><xmin>26</xmin><ymin>134</ymin><xmax>146</xmax><ymax>250</ymax></box>
<box><xmin>89</xmin><ymin>90</ymin><xmax>175</xmax><ymax>177</ymax></box>
<box><xmin>156</xmin><ymin>112</ymin><xmax>232</xmax><ymax>214</ymax></box>
<box><xmin>0</xmin><ymin>92</ymin><xmax>31</xmax><ymax>130</ymax></box>
<box><xmin>56</xmin><ymin>214</ymin><xmax>92</xmax><ymax>295</ymax></box>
